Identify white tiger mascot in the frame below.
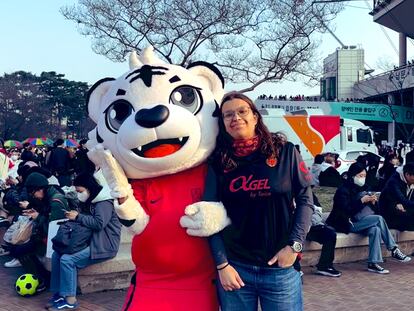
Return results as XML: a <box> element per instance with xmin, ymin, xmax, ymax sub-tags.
<box><xmin>86</xmin><ymin>47</ymin><xmax>230</xmax><ymax>311</ymax></box>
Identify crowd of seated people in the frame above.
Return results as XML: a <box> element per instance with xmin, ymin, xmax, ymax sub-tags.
<box><xmin>0</xmin><ymin>138</ymin><xmax>121</xmax><ymax>310</ymax></box>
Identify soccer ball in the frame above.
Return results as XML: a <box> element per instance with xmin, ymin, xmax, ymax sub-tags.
<box><xmin>15</xmin><ymin>274</ymin><xmax>39</xmax><ymax>296</ymax></box>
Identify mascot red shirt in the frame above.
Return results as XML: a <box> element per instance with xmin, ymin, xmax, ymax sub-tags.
<box><xmin>86</xmin><ymin>47</ymin><xmax>230</xmax><ymax>311</ymax></box>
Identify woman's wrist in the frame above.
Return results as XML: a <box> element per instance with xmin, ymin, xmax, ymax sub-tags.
<box><xmin>217</xmin><ymin>262</ymin><xmax>229</xmax><ymax>270</ymax></box>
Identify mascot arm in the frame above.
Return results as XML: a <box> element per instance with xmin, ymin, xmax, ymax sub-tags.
<box><xmin>114</xmin><ymin>193</ymin><xmax>149</xmax><ymax>234</ymax></box>
<box><xmin>88</xmin><ymin>144</ymin><xmax>149</xmax><ymax>234</ymax></box>
<box><xmin>180</xmin><ymin>201</ymin><xmax>231</xmax><ymax>237</ymax></box>
<box><xmin>180</xmin><ymin>164</ymin><xmax>231</xmax><ymax>237</ymax></box>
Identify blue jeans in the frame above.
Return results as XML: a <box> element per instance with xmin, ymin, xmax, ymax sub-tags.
<box><xmin>350</xmin><ymin>215</ymin><xmax>397</xmax><ymax>263</ymax></box>
<box><xmin>217</xmin><ymin>260</ymin><xmax>303</xmax><ymax>311</ymax></box>
<box><xmin>50</xmin><ymin>247</ymin><xmax>105</xmax><ymax>297</ymax></box>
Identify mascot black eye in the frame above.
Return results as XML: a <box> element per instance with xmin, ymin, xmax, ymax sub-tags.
<box><xmin>104</xmin><ymin>99</ymin><xmax>134</xmax><ymax>133</ymax></box>
<box><xmin>169</xmin><ymin>86</ymin><xmax>203</xmax><ymax>114</ymax></box>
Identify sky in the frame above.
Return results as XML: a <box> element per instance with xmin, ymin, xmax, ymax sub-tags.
<box><xmin>1</xmin><ymin>0</ymin><xmax>413</xmax><ymax>99</ymax></box>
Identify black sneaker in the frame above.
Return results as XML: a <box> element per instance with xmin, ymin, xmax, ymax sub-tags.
<box><xmin>367</xmin><ymin>263</ymin><xmax>390</xmax><ymax>274</ymax></box>
<box><xmin>315</xmin><ymin>266</ymin><xmax>342</xmax><ymax>277</ymax></box>
<box><xmin>45</xmin><ymin>293</ymin><xmax>64</xmax><ymax>309</ymax></box>
<box><xmin>391</xmin><ymin>247</ymin><xmax>411</xmax><ymax>263</ymax></box>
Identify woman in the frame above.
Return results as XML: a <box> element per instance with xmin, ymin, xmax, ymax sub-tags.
<box><xmin>47</xmin><ymin>173</ymin><xmax>121</xmax><ymax>310</ymax></box>
<box><xmin>326</xmin><ymin>162</ymin><xmax>410</xmax><ymax>274</ymax></box>
<box><xmin>207</xmin><ymin>92</ymin><xmax>314</xmax><ymax>311</ymax></box>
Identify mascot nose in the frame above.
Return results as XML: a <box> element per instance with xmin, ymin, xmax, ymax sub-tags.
<box><xmin>135</xmin><ymin>105</ymin><xmax>170</xmax><ymax>128</ymax></box>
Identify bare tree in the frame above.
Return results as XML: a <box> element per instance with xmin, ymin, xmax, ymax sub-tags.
<box><xmin>375</xmin><ymin>55</ymin><xmax>396</xmax><ymax>74</ymax></box>
<box><xmin>61</xmin><ymin>0</ymin><xmax>343</xmax><ymax>91</ymax></box>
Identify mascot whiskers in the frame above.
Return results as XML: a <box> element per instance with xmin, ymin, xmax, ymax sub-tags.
<box><xmin>86</xmin><ymin>47</ymin><xmax>230</xmax><ymax>311</ymax></box>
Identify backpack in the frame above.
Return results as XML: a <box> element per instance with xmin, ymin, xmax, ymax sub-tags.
<box><xmin>54</xmin><ymin>186</ymin><xmax>80</xmax><ymax>211</ymax></box>
<box><xmin>51</xmin><ymin>220</ymin><xmax>92</xmax><ymax>254</ymax></box>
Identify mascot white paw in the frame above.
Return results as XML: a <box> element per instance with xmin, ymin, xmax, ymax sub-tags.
<box><xmin>88</xmin><ymin>143</ymin><xmax>149</xmax><ymax>234</ymax></box>
<box><xmin>180</xmin><ymin>201</ymin><xmax>231</xmax><ymax>237</ymax></box>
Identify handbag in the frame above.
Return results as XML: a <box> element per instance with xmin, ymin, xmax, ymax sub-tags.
<box><xmin>51</xmin><ymin>220</ymin><xmax>93</xmax><ymax>254</ymax></box>
<box><xmin>3</xmin><ymin>216</ymin><xmax>33</xmax><ymax>245</ymax></box>
<box><xmin>353</xmin><ymin>191</ymin><xmax>376</xmax><ymax>222</ymax></box>
<box><xmin>353</xmin><ymin>205</ymin><xmax>375</xmax><ymax>222</ymax></box>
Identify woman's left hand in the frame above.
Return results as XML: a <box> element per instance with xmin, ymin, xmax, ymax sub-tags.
<box><xmin>65</xmin><ymin>210</ymin><xmax>79</xmax><ymax>221</ymax></box>
<box><xmin>267</xmin><ymin>245</ymin><xmax>298</xmax><ymax>268</ymax></box>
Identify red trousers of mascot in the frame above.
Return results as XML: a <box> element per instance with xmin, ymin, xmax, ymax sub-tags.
<box><xmin>121</xmin><ymin>164</ymin><xmax>219</xmax><ymax>311</ymax></box>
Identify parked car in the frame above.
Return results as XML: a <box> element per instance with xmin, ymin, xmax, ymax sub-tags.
<box><xmin>322</xmin><ymin>150</ymin><xmax>384</xmax><ymax>179</ymax></box>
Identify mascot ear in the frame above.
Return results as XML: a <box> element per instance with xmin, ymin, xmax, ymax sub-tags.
<box><xmin>187</xmin><ymin>61</ymin><xmax>225</xmax><ymax>103</ymax></box>
<box><xmin>86</xmin><ymin>77</ymin><xmax>116</xmax><ymax>123</ymax></box>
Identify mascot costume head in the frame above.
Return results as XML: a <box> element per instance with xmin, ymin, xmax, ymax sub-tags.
<box><xmin>86</xmin><ymin>47</ymin><xmax>229</xmax><ymax>311</ymax></box>
<box><xmin>87</xmin><ymin>47</ymin><xmax>223</xmax><ymax>178</ymax></box>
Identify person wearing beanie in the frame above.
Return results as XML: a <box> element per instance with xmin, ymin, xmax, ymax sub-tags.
<box><xmin>326</xmin><ymin>162</ymin><xmax>411</xmax><ymax>274</ymax></box>
<box><xmin>47</xmin><ymin>173</ymin><xmax>121</xmax><ymax>310</ymax></box>
<box><xmin>4</xmin><ymin>172</ymin><xmax>68</xmax><ymax>290</ymax></box>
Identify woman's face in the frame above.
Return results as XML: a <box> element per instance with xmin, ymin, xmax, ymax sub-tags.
<box><xmin>354</xmin><ymin>170</ymin><xmax>367</xmax><ymax>179</ymax></box>
<box><xmin>390</xmin><ymin>158</ymin><xmax>399</xmax><ymax>166</ymax></box>
<box><xmin>75</xmin><ymin>186</ymin><xmax>87</xmax><ymax>193</ymax></box>
<box><xmin>75</xmin><ymin>186</ymin><xmax>90</xmax><ymax>202</ymax></box>
<box><xmin>221</xmin><ymin>98</ymin><xmax>258</xmax><ymax>140</ymax></box>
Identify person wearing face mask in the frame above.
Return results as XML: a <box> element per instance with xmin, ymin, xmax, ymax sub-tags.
<box><xmin>379</xmin><ymin>163</ymin><xmax>414</xmax><ymax>232</ymax></box>
<box><xmin>326</xmin><ymin>162</ymin><xmax>411</xmax><ymax>274</ymax></box>
<box><xmin>47</xmin><ymin>173</ymin><xmax>121</xmax><ymax>310</ymax></box>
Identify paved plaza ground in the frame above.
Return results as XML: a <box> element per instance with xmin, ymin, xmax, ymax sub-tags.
<box><xmin>0</xmin><ymin>255</ymin><xmax>413</xmax><ymax>310</ymax></box>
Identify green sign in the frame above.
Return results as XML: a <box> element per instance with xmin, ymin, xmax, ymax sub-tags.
<box><xmin>330</xmin><ymin>102</ymin><xmax>414</xmax><ymax>125</ymax></box>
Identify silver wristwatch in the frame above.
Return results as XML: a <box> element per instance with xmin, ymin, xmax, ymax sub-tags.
<box><xmin>289</xmin><ymin>241</ymin><xmax>303</xmax><ymax>253</ymax></box>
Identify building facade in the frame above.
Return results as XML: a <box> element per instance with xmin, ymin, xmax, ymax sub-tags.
<box><xmin>321</xmin><ymin>47</ymin><xmax>365</xmax><ymax>101</ymax></box>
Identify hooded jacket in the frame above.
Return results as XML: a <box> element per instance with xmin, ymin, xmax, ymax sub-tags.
<box><xmin>76</xmin><ymin>185</ymin><xmax>121</xmax><ymax>260</ymax></box>
<box><xmin>379</xmin><ymin>166</ymin><xmax>414</xmax><ymax>230</ymax></box>
<box><xmin>318</xmin><ymin>162</ymin><xmax>342</xmax><ymax>187</ymax></box>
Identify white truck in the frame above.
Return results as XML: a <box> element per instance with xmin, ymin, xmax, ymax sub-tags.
<box><xmin>260</xmin><ymin>108</ymin><xmax>378</xmax><ymax>167</ymax></box>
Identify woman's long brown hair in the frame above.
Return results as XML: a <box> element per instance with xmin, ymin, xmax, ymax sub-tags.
<box><xmin>212</xmin><ymin>91</ymin><xmax>284</xmax><ymax>171</ymax></box>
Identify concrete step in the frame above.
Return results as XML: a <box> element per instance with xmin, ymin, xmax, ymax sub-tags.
<box><xmin>302</xmin><ymin>229</ymin><xmax>414</xmax><ymax>266</ymax></box>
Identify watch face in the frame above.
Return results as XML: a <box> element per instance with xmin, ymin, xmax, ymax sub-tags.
<box><xmin>292</xmin><ymin>242</ymin><xmax>302</xmax><ymax>252</ymax></box>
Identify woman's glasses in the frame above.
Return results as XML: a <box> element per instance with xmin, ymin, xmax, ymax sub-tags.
<box><xmin>222</xmin><ymin>107</ymin><xmax>252</xmax><ymax>121</ymax></box>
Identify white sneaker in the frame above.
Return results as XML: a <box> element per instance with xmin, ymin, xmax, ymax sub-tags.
<box><xmin>4</xmin><ymin>258</ymin><xmax>22</xmax><ymax>268</ymax></box>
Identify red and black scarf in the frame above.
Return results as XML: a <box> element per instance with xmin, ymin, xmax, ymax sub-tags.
<box><xmin>232</xmin><ymin>136</ymin><xmax>260</xmax><ymax>157</ymax></box>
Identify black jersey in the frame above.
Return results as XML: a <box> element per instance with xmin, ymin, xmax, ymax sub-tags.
<box><xmin>208</xmin><ymin>142</ymin><xmax>313</xmax><ymax>266</ymax></box>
